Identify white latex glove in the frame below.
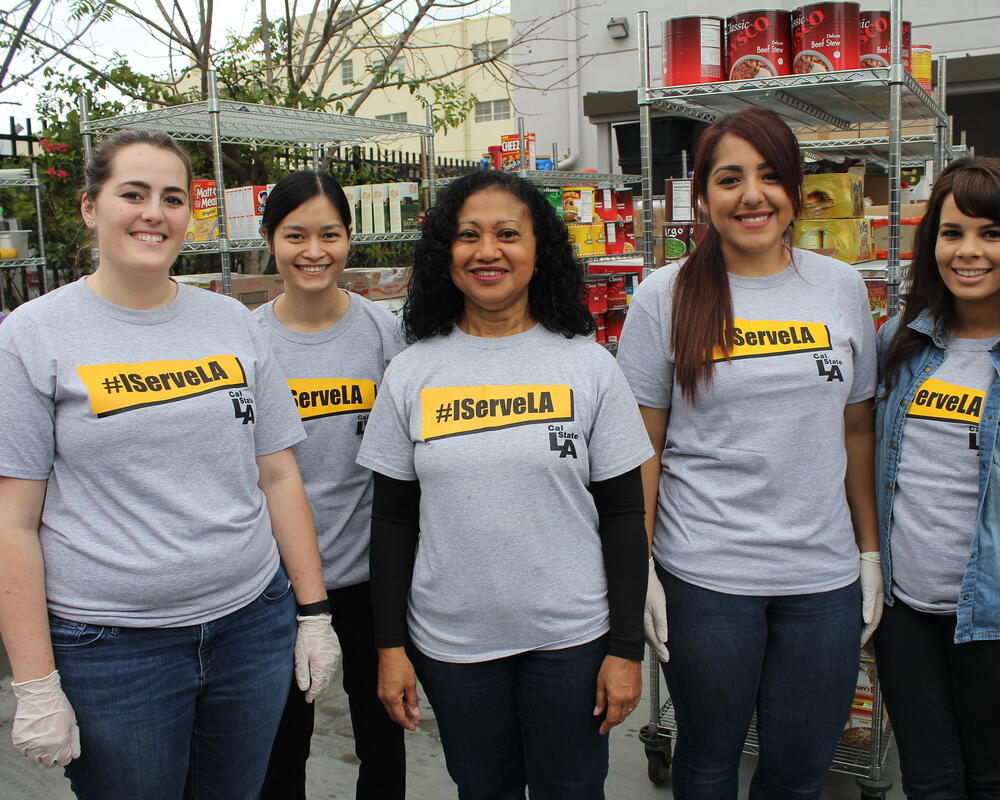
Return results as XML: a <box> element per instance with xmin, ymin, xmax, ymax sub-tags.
<box><xmin>860</xmin><ymin>551</ymin><xmax>885</xmax><ymax>646</ymax></box>
<box><xmin>11</xmin><ymin>669</ymin><xmax>81</xmax><ymax>768</ymax></box>
<box><xmin>644</xmin><ymin>557</ymin><xmax>670</xmax><ymax>662</ymax></box>
<box><xmin>294</xmin><ymin>613</ymin><xmax>341</xmax><ymax>703</ymax></box>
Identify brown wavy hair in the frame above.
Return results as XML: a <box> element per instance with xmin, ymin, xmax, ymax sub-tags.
<box><xmin>672</xmin><ymin>106</ymin><xmax>802</xmax><ymax>402</ymax></box>
<box><xmin>881</xmin><ymin>157</ymin><xmax>1000</xmax><ymax>391</ymax></box>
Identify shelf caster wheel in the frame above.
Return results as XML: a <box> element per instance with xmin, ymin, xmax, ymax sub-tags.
<box><xmin>646</xmin><ymin>748</ymin><xmax>671</xmax><ymax>785</ymax></box>
<box><xmin>857</xmin><ymin>774</ymin><xmax>892</xmax><ymax>800</ymax></box>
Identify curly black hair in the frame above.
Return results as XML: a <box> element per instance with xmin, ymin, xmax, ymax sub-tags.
<box><xmin>403</xmin><ymin>170</ymin><xmax>595</xmax><ymax>342</ymax></box>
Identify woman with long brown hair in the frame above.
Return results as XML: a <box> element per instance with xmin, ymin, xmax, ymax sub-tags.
<box><xmin>617</xmin><ymin>106</ymin><xmax>882</xmax><ymax>797</ymax></box>
<box><xmin>873</xmin><ymin>157</ymin><xmax>1000</xmax><ymax>797</ymax></box>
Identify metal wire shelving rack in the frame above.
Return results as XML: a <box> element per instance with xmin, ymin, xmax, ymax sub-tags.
<box><xmin>79</xmin><ymin>70</ymin><xmax>434</xmax><ymax>295</ymax></box>
<box><xmin>0</xmin><ymin>165</ymin><xmax>48</xmax><ymax>311</ymax></box>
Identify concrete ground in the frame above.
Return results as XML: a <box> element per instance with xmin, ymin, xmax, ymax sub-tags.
<box><xmin>1</xmin><ymin>645</ymin><xmax>903</xmax><ymax>799</ymax></box>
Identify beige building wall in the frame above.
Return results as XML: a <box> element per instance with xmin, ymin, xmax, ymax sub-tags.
<box><xmin>308</xmin><ymin>14</ymin><xmax>515</xmax><ymax>162</ymax></box>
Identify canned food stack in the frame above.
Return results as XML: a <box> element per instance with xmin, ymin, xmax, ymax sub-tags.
<box><xmin>660</xmin><ymin>4</ymin><xmax>926</xmax><ymax>88</ymax></box>
<box><xmin>662</xmin><ymin>178</ymin><xmax>708</xmax><ymax>264</ymax></box>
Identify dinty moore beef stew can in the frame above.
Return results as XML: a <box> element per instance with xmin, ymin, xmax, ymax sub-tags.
<box><xmin>792</xmin><ymin>2</ymin><xmax>860</xmax><ymax>74</ymax></box>
<box><xmin>727</xmin><ymin>10</ymin><xmax>792</xmax><ymax>80</ymax></box>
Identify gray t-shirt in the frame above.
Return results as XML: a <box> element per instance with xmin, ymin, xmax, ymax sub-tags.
<box><xmin>254</xmin><ymin>293</ymin><xmax>406</xmax><ymax>590</ymax></box>
<box><xmin>0</xmin><ymin>278</ymin><xmax>305</xmax><ymax>627</ymax></box>
<box><xmin>617</xmin><ymin>249</ymin><xmax>877</xmax><ymax>595</ymax></box>
<box><xmin>356</xmin><ymin>324</ymin><xmax>653</xmax><ymax>662</ymax></box>
<box><xmin>890</xmin><ymin>336</ymin><xmax>999</xmax><ymax>613</ymax></box>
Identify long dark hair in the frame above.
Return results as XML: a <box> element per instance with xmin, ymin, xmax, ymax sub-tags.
<box><xmin>882</xmin><ymin>157</ymin><xmax>1000</xmax><ymax>390</ymax></box>
<box><xmin>672</xmin><ymin>106</ymin><xmax>803</xmax><ymax>402</ymax></box>
<box><xmin>403</xmin><ymin>170</ymin><xmax>593</xmax><ymax>342</ymax></box>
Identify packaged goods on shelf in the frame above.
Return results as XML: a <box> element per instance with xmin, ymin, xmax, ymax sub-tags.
<box><xmin>866</xmin><ymin>201</ymin><xmax>927</xmax><ymax>218</ymax></box>
<box><xmin>606</xmin><ymin>277</ymin><xmax>628</xmax><ymax>307</ymax></box>
<box><xmin>370</xmin><ymin>184</ymin><xmax>388</xmax><ymax>234</ymax></box>
<box><xmin>542</xmin><ymin>188</ymin><xmax>563</xmax><ymax>219</ymax></box>
<box><xmin>840</xmin><ymin>660</ymin><xmax>888</xmax><ymax>749</ymax></box>
<box><xmin>859</xmin><ymin>11</ymin><xmax>911</xmax><ymax>70</ymax></box>
<box><xmin>593</xmin><ymin>313</ymin><xmax>607</xmax><ymax>344</ymax></box>
<box><xmin>791</xmin><ymin>2</ymin><xmax>860</xmax><ymax>74</ymax></box>
<box><xmin>338</xmin><ymin>267</ymin><xmax>411</xmax><ymax>300</ymax></box>
<box><xmin>174</xmin><ymin>272</ymin><xmax>284</xmax><ymax>309</ymax></box>
<box><xmin>224</xmin><ymin>185</ymin><xmax>270</xmax><ymax>240</ymax></box>
<box><xmin>186</xmin><ymin>179</ymin><xmax>219</xmax><ymax>242</ymax></box>
<box><xmin>567</xmin><ymin>222</ymin><xmax>602</xmax><ymax>255</ymax></box>
<box><xmin>615</xmin><ymin>190</ymin><xmax>634</xmax><ymax>222</ymax></box>
<box><xmin>500</xmin><ymin>133</ymin><xmax>535</xmax><ymax>170</ymax></box>
<box><xmin>586</xmin><ymin>258</ymin><xmax>642</xmax><ymax>277</ymax></box>
<box><xmin>342</xmin><ymin>186</ymin><xmax>362</xmax><ymax>230</ymax></box>
<box><xmin>585</xmin><ymin>280</ymin><xmax>608</xmax><ymax>314</ymax></box>
<box><xmin>662</xmin><ymin>16</ymin><xmax>723</xmax><ymax>86</ymax></box>
<box><xmin>604</xmin><ymin>221</ymin><xmax>636</xmax><ymax>255</ymax></box>
<box><xmin>800</xmin><ymin>174</ymin><xmax>864</xmax><ymax>219</ymax></box>
<box><xmin>563</xmin><ymin>187</ymin><xmax>595</xmax><ymax>223</ymax></box>
<box><xmin>595</xmin><ymin>189</ymin><xmax>617</xmax><ymax>223</ymax></box>
<box><xmin>663</xmin><ymin>222</ymin><xmax>708</xmax><ymax>261</ymax></box>
<box><xmin>0</xmin><ymin>229</ymin><xmax>30</xmax><ymax>258</ymax></box>
<box><xmin>911</xmin><ymin>44</ymin><xmax>932</xmax><ymax>92</ymax></box>
<box><xmin>726</xmin><ymin>9</ymin><xmax>792</xmax><ymax>80</ymax></box>
<box><xmin>605</xmin><ymin>309</ymin><xmax>626</xmax><ymax>343</ymax></box>
<box><xmin>870</xmin><ymin>217</ymin><xmax>920</xmax><ymax>259</ymax></box>
<box><xmin>664</xmin><ymin>179</ymin><xmax>694</xmax><ymax>222</ymax></box>
<box><xmin>793</xmin><ymin>218</ymin><xmax>874</xmax><ymax>264</ymax></box>
<box><xmin>865</xmin><ymin>279</ymin><xmax>889</xmax><ymax>328</ymax></box>
<box><xmin>359</xmin><ymin>185</ymin><xmax>374</xmax><ymax>234</ymax></box>
<box><xmin>388</xmin><ymin>182</ymin><xmax>421</xmax><ymax>232</ymax></box>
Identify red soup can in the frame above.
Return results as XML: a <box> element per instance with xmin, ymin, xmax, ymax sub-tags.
<box><xmin>791</xmin><ymin>2</ymin><xmax>860</xmax><ymax>74</ymax></box>
<box><xmin>859</xmin><ymin>11</ymin><xmax>911</xmax><ymax>69</ymax></box>
<box><xmin>662</xmin><ymin>16</ymin><xmax>724</xmax><ymax>86</ymax></box>
<box><xmin>726</xmin><ymin>10</ymin><xmax>792</xmax><ymax>80</ymax></box>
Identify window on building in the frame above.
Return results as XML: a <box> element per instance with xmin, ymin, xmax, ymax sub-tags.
<box><xmin>474</xmin><ymin>99</ymin><xmax>511</xmax><ymax>123</ymax></box>
<box><xmin>472</xmin><ymin>39</ymin><xmax>509</xmax><ymax>64</ymax></box>
<box><xmin>376</xmin><ymin>112</ymin><xmax>408</xmax><ymax>123</ymax></box>
<box><xmin>342</xmin><ymin>59</ymin><xmax>353</xmax><ymax>83</ymax></box>
<box><xmin>372</xmin><ymin>56</ymin><xmax>406</xmax><ymax>77</ymax></box>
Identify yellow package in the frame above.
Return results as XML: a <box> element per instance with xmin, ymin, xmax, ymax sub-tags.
<box><xmin>793</xmin><ymin>218</ymin><xmax>874</xmax><ymax>264</ymax></box>
<box><xmin>800</xmin><ymin>174</ymin><xmax>864</xmax><ymax>219</ymax></box>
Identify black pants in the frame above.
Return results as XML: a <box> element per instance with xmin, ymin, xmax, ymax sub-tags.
<box><xmin>873</xmin><ymin>596</ymin><xmax>1000</xmax><ymax>800</ymax></box>
<box><xmin>260</xmin><ymin>581</ymin><xmax>405</xmax><ymax>800</ymax></box>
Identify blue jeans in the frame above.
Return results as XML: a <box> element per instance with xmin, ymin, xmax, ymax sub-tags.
<box><xmin>657</xmin><ymin>566</ymin><xmax>861</xmax><ymax>800</ymax></box>
<box><xmin>51</xmin><ymin>566</ymin><xmax>297</xmax><ymax>800</ymax></box>
<box><xmin>410</xmin><ymin>635</ymin><xmax>610</xmax><ymax>800</ymax></box>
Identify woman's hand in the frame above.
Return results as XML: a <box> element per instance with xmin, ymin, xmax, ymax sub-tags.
<box><xmin>11</xmin><ymin>669</ymin><xmax>81</xmax><ymax>767</ymax></box>
<box><xmin>377</xmin><ymin>647</ymin><xmax>421</xmax><ymax>730</ymax></box>
<box><xmin>644</xmin><ymin>558</ymin><xmax>670</xmax><ymax>661</ymax></box>
<box><xmin>294</xmin><ymin>614</ymin><xmax>341</xmax><ymax>703</ymax></box>
<box><xmin>860</xmin><ymin>552</ymin><xmax>884</xmax><ymax>645</ymax></box>
<box><xmin>593</xmin><ymin>655</ymin><xmax>641</xmax><ymax>735</ymax></box>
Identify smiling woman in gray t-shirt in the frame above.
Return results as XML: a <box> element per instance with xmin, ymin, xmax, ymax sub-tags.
<box><xmin>617</xmin><ymin>107</ymin><xmax>880</xmax><ymax>797</ymax></box>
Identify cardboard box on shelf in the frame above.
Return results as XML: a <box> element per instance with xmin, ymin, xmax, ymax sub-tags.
<box><xmin>370</xmin><ymin>184</ymin><xmax>388</xmax><ymax>234</ymax></box>
<box><xmin>338</xmin><ymin>267</ymin><xmax>411</xmax><ymax>300</ymax></box>
<box><xmin>174</xmin><ymin>272</ymin><xmax>284</xmax><ymax>309</ymax></box>
<box><xmin>800</xmin><ymin>174</ymin><xmax>864</xmax><ymax>219</ymax></box>
<box><xmin>865</xmin><ymin>202</ymin><xmax>927</xmax><ymax>218</ymax></box>
<box><xmin>871</xmin><ymin>217</ymin><xmax>920</xmax><ymax>259</ymax></box>
<box><xmin>388</xmin><ymin>182</ymin><xmax>421</xmax><ymax>232</ymax></box>
<box><xmin>342</xmin><ymin>186</ymin><xmax>361</xmax><ymax>230</ymax></box>
<box><xmin>793</xmin><ymin>218</ymin><xmax>875</xmax><ymax>264</ymax></box>
<box><xmin>359</xmin><ymin>185</ymin><xmax>374</xmax><ymax>234</ymax></box>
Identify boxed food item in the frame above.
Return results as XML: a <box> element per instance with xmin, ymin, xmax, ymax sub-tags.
<box><xmin>665</xmin><ymin>179</ymin><xmax>695</xmax><ymax>222</ymax></box>
<box><xmin>224</xmin><ymin>185</ymin><xmax>269</xmax><ymax>240</ymax></box>
<box><xmin>567</xmin><ymin>222</ymin><xmax>602</xmax><ymax>256</ymax></box>
<box><xmin>793</xmin><ymin>218</ymin><xmax>875</xmax><ymax>264</ymax></box>
<box><xmin>338</xmin><ymin>267</ymin><xmax>411</xmax><ymax>300</ymax></box>
<box><xmin>615</xmin><ymin>189</ymin><xmax>635</xmax><ymax>222</ymax></box>
<box><xmin>800</xmin><ymin>174</ymin><xmax>864</xmax><ymax>219</ymax></box>
<box><xmin>500</xmin><ymin>133</ymin><xmax>535</xmax><ymax>170</ymax></box>
<box><xmin>865</xmin><ymin>202</ymin><xmax>927</xmax><ymax>219</ymax></box>
<box><xmin>840</xmin><ymin>659</ymin><xmax>888</xmax><ymax>749</ymax></box>
<box><xmin>342</xmin><ymin>185</ymin><xmax>361</xmax><ymax>230</ymax></box>
<box><xmin>604</xmin><ymin>221</ymin><xmax>636</xmax><ymax>255</ymax></box>
<box><xmin>174</xmin><ymin>272</ymin><xmax>284</xmax><ymax>309</ymax></box>
<box><xmin>606</xmin><ymin>276</ymin><xmax>628</xmax><ymax>307</ymax></box>
<box><xmin>585</xmin><ymin>280</ymin><xmax>608</xmax><ymax>313</ymax></box>
<box><xmin>563</xmin><ymin>187</ymin><xmax>595</xmax><ymax>224</ymax></box>
<box><xmin>586</xmin><ymin>258</ymin><xmax>642</xmax><ymax>277</ymax></box>
<box><xmin>594</xmin><ymin>189</ymin><xmax>618</xmax><ymax>223</ymax></box>
<box><xmin>359</xmin><ymin>185</ymin><xmax>374</xmax><ymax>234</ymax></box>
<box><xmin>865</xmin><ymin>279</ymin><xmax>890</xmax><ymax>329</ymax></box>
<box><xmin>388</xmin><ymin>182</ymin><xmax>421</xmax><ymax>232</ymax></box>
<box><xmin>370</xmin><ymin>184</ymin><xmax>388</xmax><ymax>234</ymax></box>
<box><xmin>186</xmin><ymin>179</ymin><xmax>219</xmax><ymax>242</ymax></box>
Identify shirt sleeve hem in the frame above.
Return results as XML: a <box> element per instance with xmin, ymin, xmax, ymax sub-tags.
<box><xmin>356</xmin><ymin>457</ymin><xmax>417</xmax><ymax>482</ymax></box>
<box><xmin>589</xmin><ymin>446</ymin><xmax>655</xmax><ymax>483</ymax></box>
<box><xmin>254</xmin><ymin>430</ymin><xmax>307</xmax><ymax>457</ymax></box>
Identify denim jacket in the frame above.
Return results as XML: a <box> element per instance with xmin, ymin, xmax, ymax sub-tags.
<box><xmin>875</xmin><ymin>310</ymin><xmax>1000</xmax><ymax>642</ymax></box>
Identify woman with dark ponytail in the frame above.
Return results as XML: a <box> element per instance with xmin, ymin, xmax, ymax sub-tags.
<box><xmin>617</xmin><ymin>106</ymin><xmax>881</xmax><ymax>798</ymax></box>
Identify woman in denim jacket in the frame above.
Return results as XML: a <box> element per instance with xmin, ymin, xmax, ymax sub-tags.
<box><xmin>874</xmin><ymin>157</ymin><xmax>1000</xmax><ymax>798</ymax></box>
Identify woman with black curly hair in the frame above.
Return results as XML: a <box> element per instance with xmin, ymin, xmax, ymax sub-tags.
<box><xmin>356</xmin><ymin>169</ymin><xmax>653</xmax><ymax>798</ymax></box>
